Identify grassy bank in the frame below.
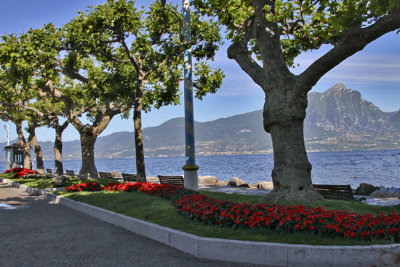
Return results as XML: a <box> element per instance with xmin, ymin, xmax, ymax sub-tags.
<box><xmin>58</xmin><ymin>190</ymin><xmax>398</xmax><ymax>245</ymax></box>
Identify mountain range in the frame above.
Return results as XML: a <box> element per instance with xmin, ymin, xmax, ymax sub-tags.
<box><xmin>1</xmin><ymin>83</ymin><xmax>399</xmax><ymax>160</ymax></box>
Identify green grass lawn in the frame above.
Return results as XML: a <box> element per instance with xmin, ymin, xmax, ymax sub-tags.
<box><xmin>58</xmin><ymin>190</ymin><xmax>398</xmax><ymax>245</ymax></box>
<box><xmin>2</xmin><ymin>173</ymin><xmax>399</xmax><ymax>245</ymax></box>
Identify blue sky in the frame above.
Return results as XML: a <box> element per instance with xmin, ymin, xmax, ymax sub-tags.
<box><xmin>0</xmin><ymin>0</ymin><xmax>399</xmax><ymax>143</ymax></box>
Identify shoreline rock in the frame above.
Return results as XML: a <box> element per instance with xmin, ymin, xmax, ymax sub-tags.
<box><xmin>198</xmin><ymin>176</ymin><xmax>219</xmax><ymax>186</ymax></box>
<box><xmin>355</xmin><ymin>183</ymin><xmax>377</xmax><ymax>196</ymax></box>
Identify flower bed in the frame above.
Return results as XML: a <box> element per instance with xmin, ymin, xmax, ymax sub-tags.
<box><xmin>65</xmin><ymin>181</ymin><xmax>400</xmax><ymax>242</ymax></box>
<box><xmin>66</xmin><ymin>181</ymin><xmax>194</xmax><ymax>201</ymax></box>
<box><xmin>3</xmin><ymin>168</ymin><xmax>37</xmax><ymax>178</ymax></box>
<box><xmin>65</xmin><ymin>182</ymin><xmax>103</xmax><ymax>192</ymax></box>
<box><xmin>175</xmin><ymin>194</ymin><xmax>400</xmax><ymax>242</ymax></box>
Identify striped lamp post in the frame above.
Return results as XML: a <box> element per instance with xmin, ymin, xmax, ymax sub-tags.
<box><xmin>182</xmin><ymin>0</ymin><xmax>199</xmax><ymax>191</ymax></box>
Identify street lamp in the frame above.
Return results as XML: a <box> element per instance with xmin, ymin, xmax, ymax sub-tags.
<box><xmin>182</xmin><ymin>0</ymin><xmax>199</xmax><ymax>191</ymax></box>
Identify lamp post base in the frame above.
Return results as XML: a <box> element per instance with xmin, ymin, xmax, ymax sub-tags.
<box><xmin>182</xmin><ymin>164</ymin><xmax>199</xmax><ymax>191</ymax></box>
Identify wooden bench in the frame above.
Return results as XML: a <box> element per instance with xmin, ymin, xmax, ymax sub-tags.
<box><xmin>158</xmin><ymin>175</ymin><xmax>184</xmax><ymax>187</ymax></box>
<box><xmin>121</xmin><ymin>173</ymin><xmax>138</xmax><ymax>182</ymax></box>
<box><xmin>99</xmin><ymin>172</ymin><xmax>122</xmax><ymax>182</ymax></box>
<box><xmin>313</xmin><ymin>184</ymin><xmax>355</xmax><ymax>200</ymax></box>
<box><xmin>46</xmin><ymin>169</ymin><xmax>52</xmax><ymax>174</ymax></box>
<box><xmin>65</xmin><ymin>170</ymin><xmax>76</xmax><ymax>176</ymax></box>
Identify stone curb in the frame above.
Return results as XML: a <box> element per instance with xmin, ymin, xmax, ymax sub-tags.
<box><xmin>2</xmin><ymin>178</ymin><xmax>400</xmax><ymax>266</ymax></box>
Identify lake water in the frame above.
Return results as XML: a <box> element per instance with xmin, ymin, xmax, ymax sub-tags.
<box><xmin>1</xmin><ymin>149</ymin><xmax>399</xmax><ymax>188</ymax></box>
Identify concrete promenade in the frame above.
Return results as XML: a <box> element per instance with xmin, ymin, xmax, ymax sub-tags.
<box><xmin>0</xmin><ymin>181</ymin><xmax>257</xmax><ymax>267</ymax></box>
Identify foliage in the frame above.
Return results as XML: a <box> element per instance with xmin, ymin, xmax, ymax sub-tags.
<box><xmin>63</xmin><ymin>0</ymin><xmax>224</xmax><ymax>111</ymax></box>
<box><xmin>0</xmin><ymin>25</ymin><xmax>64</xmax><ymax>122</ymax></box>
<box><xmin>192</xmin><ymin>0</ymin><xmax>399</xmax><ymax>67</ymax></box>
<box><xmin>3</xmin><ymin>168</ymin><xmax>37</xmax><ymax>178</ymax></box>
<box><xmin>49</xmin><ymin>176</ymin><xmax>68</xmax><ymax>188</ymax></box>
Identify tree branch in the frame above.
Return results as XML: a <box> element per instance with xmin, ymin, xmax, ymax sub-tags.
<box><xmin>39</xmin><ymin>80</ymin><xmax>86</xmax><ymax>131</ymax></box>
<box><xmin>57</xmin><ymin>59</ymin><xmax>89</xmax><ymax>84</ymax></box>
<box><xmin>119</xmin><ymin>35</ymin><xmax>141</xmax><ymax>75</ymax></box>
<box><xmin>252</xmin><ymin>0</ymin><xmax>290</xmax><ymax>79</ymax></box>
<box><xmin>19</xmin><ymin>104</ymin><xmax>53</xmax><ymax>121</ymax></box>
<box><xmin>227</xmin><ymin>41</ymin><xmax>265</xmax><ymax>88</ymax></box>
<box><xmin>226</xmin><ymin>9</ymin><xmax>266</xmax><ymax>88</ymax></box>
<box><xmin>299</xmin><ymin>0</ymin><xmax>400</xmax><ymax>91</ymax></box>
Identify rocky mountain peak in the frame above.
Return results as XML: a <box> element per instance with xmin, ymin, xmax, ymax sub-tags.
<box><xmin>325</xmin><ymin>83</ymin><xmax>361</xmax><ymax>98</ymax></box>
<box><xmin>328</xmin><ymin>83</ymin><xmax>347</xmax><ymax>92</ymax></box>
<box><xmin>306</xmin><ymin>84</ymin><xmax>391</xmax><ymax>137</ymax></box>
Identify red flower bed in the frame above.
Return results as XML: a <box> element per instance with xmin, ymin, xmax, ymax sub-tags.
<box><xmin>64</xmin><ymin>180</ymin><xmax>400</xmax><ymax>242</ymax></box>
<box><xmin>66</xmin><ymin>182</ymin><xmax>103</xmax><ymax>192</ymax></box>
<box><xmin>3</xmin><ymin>168</ymin><xmax>37</xmax><ymax>178</ymax></box>
<box><xmin>101</xmin><ymin>182</ymin><xmax>182</xmax><ymax>198</ymax></box>
<box><xmin>175</xmin><ymin>194</ymin><xmax>400</xmax><ymax>242</ymax></box>
<box><xmin>66</xmin><ymin>182</ymin><xmax>186</xmax><ymax>200</ymax></box>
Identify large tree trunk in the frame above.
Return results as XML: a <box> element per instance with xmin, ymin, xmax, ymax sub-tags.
<box><xmin>262</xmin><ymin>85</ymin><xmax>323</xmax><ymax>202</ymax></box>
<box><xmin>30</xmin><ymin>135</ymin><xmax>44</xmax><ymax>174</ymax></box>
<box><xmin>27</xmin><ymin>122</ymin><xmax>44</xmax><ymax>174</ymax></box>
<box><xmin>16</xmin><ymin>122</ymin><xmax>32</xmax><ymax>170</ymax></box>
<box><xmin>133</xmin><ymin>86</ymin><xmax>146</xmax><ymax>182</ymax></box>
<box><xmin>54</xmin><ymin>120</ymin><xmax>68</xmax><ymax>176</ymax></box>
<box><xmin>54</xmin><ymin>127</ymin><xmax>64</xmax><ymax>176</ymax></box>
<box><xmin>79</xmin><ymin>129</ymin><xmax>99</xmax><ymax>179</ymax></box>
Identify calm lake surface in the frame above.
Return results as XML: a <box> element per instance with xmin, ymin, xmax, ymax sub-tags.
<box><xmin>1</xmin><ymin>149</ymin><xmax>400</xmax><ymax>188</ymax></box>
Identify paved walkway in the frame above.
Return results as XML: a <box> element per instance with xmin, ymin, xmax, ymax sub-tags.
<box><xmin>0</xmin><ymin>182</ymin><xmax>260</xmax><ymax>267</ymax></box>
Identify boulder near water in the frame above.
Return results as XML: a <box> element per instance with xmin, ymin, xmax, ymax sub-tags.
<box><xmin>111</xmin><ymin>170</ymin><xmax>122</xmax><ymax>178</ymax></box>
<box><xmin>216</xmin><ymin>181</ymin><xmax>229</xmax><ymax>187</ymax></box>
<box><xmin>355</xmin><ymin>183</ymin><xmax>376</xmax><ymax>195</ymax></box>
<box><xmin>231</xmin><ymin>177</ymin><xmax>246</xmax><ymax>186</ymax></box>
<box><xmin>252</xmin><ymin>181</ymin><xmax>274</xmax><ymax>190</ymax></box>
<box><xmin>198</xmin><ymin>176</ymin><xmax>219</xmax><ymax>186</ymax></box>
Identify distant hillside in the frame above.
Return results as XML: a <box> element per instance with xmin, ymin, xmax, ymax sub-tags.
<box><xmin>92</xmin><ymin>110</ymin><xmax>271</xmax><ymax>158</ymax></box>
<box><xmin>1</xmin><ymin>83</ymin><xmax>399</xmax><ymax>160</ymax></box>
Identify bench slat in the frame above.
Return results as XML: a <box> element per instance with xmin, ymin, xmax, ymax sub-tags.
<box><xmin>99</xmin><ymin>172</ymin><xmax>113</xmax><ymax>179</ymax></box>
<box><xmin>158</xmin><ymin>175</ymin><xmax>184</xmax><ymax>187</ymax></box>
<box><xmin>122</xmin><ymin>173</ymin><xmax>138</xmax><ymax>182</ymax></box>
<box><xmin>313</xmin><ymin>184</ymin><xmax>355</xmax><ymax>200</ymax></box>
<box><xmin>314</xmin><ymin>186</ymin><xmax>351</xmax><ymax>190</ymax></box>
<box><xmin>99</xmin><ymin>172</ymin><xmax>122</xmax><ymax>182</ymax></box>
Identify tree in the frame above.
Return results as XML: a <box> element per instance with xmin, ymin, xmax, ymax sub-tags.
<box><xmin>62</xmin><ymin>0</ymin><xmax>224</xmax><ymax>180</ymax></box>
<box><xmin>0</xmin><ymin>30</ymin><xmax>69</xmax><ymax>175</ymax></box>
<box><xmin>192</xmin><ymin>0</ymin><xmax>400</xmax><ymax>201</ymax></box>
